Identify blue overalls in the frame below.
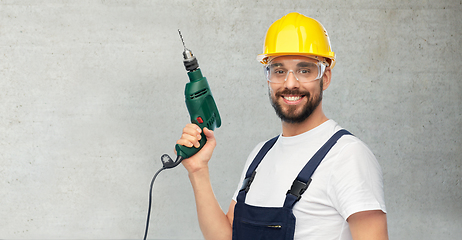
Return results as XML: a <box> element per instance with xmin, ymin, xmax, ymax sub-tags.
<box><xmin>232</xmin><ymin>130</ymin><xmax>352</xmax><ymax>240</ymax></box>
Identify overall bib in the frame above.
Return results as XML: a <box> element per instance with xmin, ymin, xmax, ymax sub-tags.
<box><xmin>232</xmin><ymin>130</ymin><xmax>352</xmax><ymax>240</ymax></box>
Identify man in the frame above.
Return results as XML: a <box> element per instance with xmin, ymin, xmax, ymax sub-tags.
<box><xmin>176</xmin><ymin>12</ymin><xmax>388</xmax><ymax>240</ymax></box>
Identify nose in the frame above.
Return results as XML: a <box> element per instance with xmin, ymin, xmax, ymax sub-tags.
<box><xmin>284</xmin><ymin>70</ymin><xmax>300</xmax><ymax>89</ymax></box>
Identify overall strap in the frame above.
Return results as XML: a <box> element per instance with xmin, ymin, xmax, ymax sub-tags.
<box><xmin>283</xmin><ymin>129</ymin><xmax>352</xmax><ymax>208</ymax></box>
<box><xmin>236</xmin><ymin>135</ymin><xmax>279</xmax><ymax>202</ymax></box>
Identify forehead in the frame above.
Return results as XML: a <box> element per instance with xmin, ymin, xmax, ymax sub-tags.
<box><xmin>268</xmin><ymin>56</ymin><xmax>319</xmax><ymax>66</ymax></box>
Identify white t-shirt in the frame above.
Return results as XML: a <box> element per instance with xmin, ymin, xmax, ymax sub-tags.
<box><xmin>232</xmin><ymin>120</ymin><xmax>386</xmax><ymax>240</ymax></box>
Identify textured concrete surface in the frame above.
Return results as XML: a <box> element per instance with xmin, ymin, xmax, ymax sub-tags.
<box><xmin>1</xmin><ymin>0</ymin><xmax>461</xmax><ymax>239</ymax></box>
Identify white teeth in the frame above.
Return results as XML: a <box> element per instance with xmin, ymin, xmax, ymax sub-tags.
<box><xmin>284</xmin><ymin>96</ymin><xmax>301</xmax><ymax>101</ymax></box>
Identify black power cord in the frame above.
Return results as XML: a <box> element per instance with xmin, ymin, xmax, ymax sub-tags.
<box><xmin>143</xmin><ymin>154</ymin><xmax>184</xmax><ymax>240</ymax></box>
<box><xmin>143</xmin><ymin>166</ymin><xmax>166</xmax><ymax>240</ymax></box>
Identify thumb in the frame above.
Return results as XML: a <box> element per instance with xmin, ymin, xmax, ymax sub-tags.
<box><xmin>203</xmin><ymin>127</ymin><xmax>215</xmax><ymax>139</ymax></box>
<box><xmin>202</xmin><ymin>127</ymin><xmax>216</xmax><ymax>146</ymax></box>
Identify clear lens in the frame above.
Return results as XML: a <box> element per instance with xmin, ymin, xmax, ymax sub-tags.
<box><xmin>265</xmin><ymin>57</ymin><xmax>326</xmax><ymax>83</ymax></box>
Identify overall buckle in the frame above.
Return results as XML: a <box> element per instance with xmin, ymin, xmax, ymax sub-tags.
<box><xmin>287</xmin><ymin>179</ymin><xmax>312</xmax><ymax>201</ymax></box>
<box><xmin>240</xmin><ymin>171</ymin><xmax>257</xmax><ymax>193</ymax></box>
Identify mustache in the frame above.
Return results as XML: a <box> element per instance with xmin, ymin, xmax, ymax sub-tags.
<box><xmin>275</xmin><ymin>89</ymin><xmax>310</xmax><ymax>97</ymax></box>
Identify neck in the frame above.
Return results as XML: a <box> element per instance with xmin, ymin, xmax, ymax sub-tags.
<box><xmin>281</xmin><ymin>102</ymin><xmax>329</xmax><ymax>137</ymax></box>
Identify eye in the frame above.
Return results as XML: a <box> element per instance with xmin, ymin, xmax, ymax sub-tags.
<box><xmin>274</xmin><ymin>69</ymin><xmax>286</xmax><ymax>74</ymax></box>
<box><xmin>298</xmin><ymin>68</ymin><xmax>313</xmax><ymax>75</ymax></box>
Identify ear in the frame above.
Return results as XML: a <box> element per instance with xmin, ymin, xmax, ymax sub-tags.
<box><xmin>321</xmin><ymin>67</ymin><xmax>332</xmax><ymax>91</ymax></box>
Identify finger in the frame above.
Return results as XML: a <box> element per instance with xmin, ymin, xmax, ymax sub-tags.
<box><xmin>180</xmin><ymin>131</ymin><xmax>202</xmax><ymax>147</ymax></box>
<box><xmin>202</xmin><ymin>127</ymin><xmax>214</xmax><ymax>139</ymax></box>
<box><xmin>176</xmin><ymin>138</ymin><xmax>194</xmax><ymax>148</ymax></box>
<box><xmin>202</xmin><ymin>127</ymin><xmax>216</xmax><ymax>147</ymax></box>
<box><xmin>185</xmin><ymin>123</ymin><xmax>202</xmax><ymax>134</ymax></box>
<box><xmin>183</xmin><ymin>124</ymin><xmax>202</xmax><ymax>141</ymax></box>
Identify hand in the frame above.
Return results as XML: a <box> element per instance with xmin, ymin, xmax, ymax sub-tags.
<box><xmin>176</xmin><ymin>124</ymin><xmax>216</xmax><ymax>174</ymax></box>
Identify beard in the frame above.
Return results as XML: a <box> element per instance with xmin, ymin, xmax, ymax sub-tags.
<box><xmin>269</xmin><ymin>81</ymin><xmax>323</xmax><ymax>124</ymax></box>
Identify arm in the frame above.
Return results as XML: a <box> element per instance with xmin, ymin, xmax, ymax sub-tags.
<box><xmin>348</xmin><ymin>210</ymin><xmax>388</xmax><ymax>240</ymax></box>
<box><xmin>177</xmin><ymin>124</ymin><xmax>234</xmax><ymax>240</ymax></box>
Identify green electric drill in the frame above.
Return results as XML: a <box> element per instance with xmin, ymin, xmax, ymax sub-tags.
<box><xmin>160</xmin><ymin>30</ymin><xmax>221</xmax><ymax>169</ymax></box>
<box><xmin>143</xmin><ymin>31</ymin><xmax>222</xmax><ymax>240</ymax></box>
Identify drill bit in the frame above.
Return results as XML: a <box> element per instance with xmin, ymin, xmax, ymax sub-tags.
<box><xmin>178</xmin><ymin>29</ymin><xmax>186</xmax><ymax>49</ymax></box>
<box><xmin>178</xmin><ymin>29</ymin><xmax>193</xmax><ymax>60</ymax></box>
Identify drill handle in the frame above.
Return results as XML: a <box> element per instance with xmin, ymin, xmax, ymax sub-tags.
<box><xmin>175</xmin><ymin>132</ymin><xmax>207</xmax><ymax>159</ymax></box>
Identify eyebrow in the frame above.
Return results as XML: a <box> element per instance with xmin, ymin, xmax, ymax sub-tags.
<box><xmin>270</xmin><ymin>61</ymin><xmax>317</xmax><ymax>68</ymax></box>
<box><xmin>297</xmin><ymin>62</ymin><xmax>317</xmax><ymax>67</ymax></box>
<box><xmin>270</xmin><ymin>62</ymin><xmax>284</xmax><ymax>67</ymax></box>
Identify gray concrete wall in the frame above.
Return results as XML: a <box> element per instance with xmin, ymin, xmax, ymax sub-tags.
<box><xmin>1</xmin><ymin>0</ymin><xmax>460</xmax><ymax>239</ymax></box>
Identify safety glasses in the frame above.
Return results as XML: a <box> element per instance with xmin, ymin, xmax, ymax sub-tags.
<box><xmin>265</xmin><ymin>57</ymin><xmax>327</xmax><ymax>83</ymax></box>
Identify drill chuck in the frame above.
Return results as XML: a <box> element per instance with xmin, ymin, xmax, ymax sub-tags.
<box><xmin>182</xmin><ymin>48</ymin><xmax>193</xmax><ymax>59</ymax></box>
<box><xmin>183</xmin><ymin>55</ymin><xmax>199</xmax><ymax>72</ymax></box>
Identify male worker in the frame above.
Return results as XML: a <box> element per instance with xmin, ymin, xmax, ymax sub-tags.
<box><xmin>176</xmin><ymin>12</ymin><xmax>388</xmax><ymax>240</ymax></box>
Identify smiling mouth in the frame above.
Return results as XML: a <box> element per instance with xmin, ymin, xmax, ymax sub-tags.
<box><xmin>282</xmin><ymin>95</ymin><xmax>305</xmax><ymax>104</ymax></box>
<box><xmin>283</xmin><ymin>95</ymin><xmax>302</xmax><ymax>101</ymax></box>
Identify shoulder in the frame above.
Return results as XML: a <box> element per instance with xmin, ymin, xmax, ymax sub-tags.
<box><xmin>242</xmin><ymin>135</ymin><xmax>280</xmax><ymax>173</ymax></box>
<box><xmin>333</xmin><ymin>134</ymin><xmax>380</xmax><ymax>170</ymax></box>
<box><xmin>326</xmin><ymin>134</ymin><xmax>387</xmax><ymax>219</ymax></box>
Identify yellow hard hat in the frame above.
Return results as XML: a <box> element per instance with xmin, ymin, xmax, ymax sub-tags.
<box><xmin>257</xmin><ymin>12</ymin><xmax>336</xmax><ymax>69</ymax></box>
